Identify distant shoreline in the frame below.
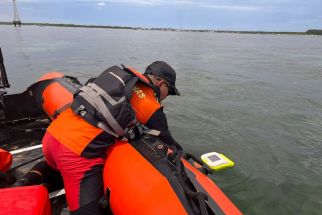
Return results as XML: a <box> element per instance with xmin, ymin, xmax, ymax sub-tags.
<box><xmin>1</xmin><ymin>21</ymin><xmax>321</xmax><ymax>36</ymax></box>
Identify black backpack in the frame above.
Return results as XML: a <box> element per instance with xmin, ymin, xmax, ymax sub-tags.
<box><xmin>71</xmin><ymin>65</ymin><xmax>154</xmax><ymax>139</ymax></box>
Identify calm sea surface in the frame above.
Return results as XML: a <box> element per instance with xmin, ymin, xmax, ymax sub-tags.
<box><xmin>1</xmin><ymin>25</ymin><xmax>322</xmax><ymax>214</ymax></box>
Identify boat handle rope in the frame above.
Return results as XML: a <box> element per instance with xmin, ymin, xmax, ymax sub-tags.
<box><xmin>175</xmin><ymin>150</ymin><xmax>209</xmax><ymax>215</ymax></box>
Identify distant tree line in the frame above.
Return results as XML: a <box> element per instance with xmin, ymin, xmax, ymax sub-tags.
<box><xmin>1</xmin><ymin>21</ymin><xmax>322</xmax><ymax>36</ymax></box>
<box><xmin>306</xmin><ymin>29</ymin><xmax>322</xmax><ymax>35</ymax></box>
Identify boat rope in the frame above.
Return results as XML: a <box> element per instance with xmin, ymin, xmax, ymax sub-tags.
<box><xmin>174</xmin><ymin>149</ymin><xmax>209</xmax><ymax>215</ymax></box>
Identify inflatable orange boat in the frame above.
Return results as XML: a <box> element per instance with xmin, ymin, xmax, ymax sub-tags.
<box><xmin>0</xmin><ymin>72</ymin><xmax>242</xmax><ymax>215</ymax></box>
<box><xmin>104</xmin><ymin>137</ymin><xmax>242</xmax><ymax>215</ymax></box>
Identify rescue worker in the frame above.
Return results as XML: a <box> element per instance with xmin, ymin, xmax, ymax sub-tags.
<box><xmin>42</xmin><ymin>61</ymin><xmax>180</xmax><ymax>215</ymax></box>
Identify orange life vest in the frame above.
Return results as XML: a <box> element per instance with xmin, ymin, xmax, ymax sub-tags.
<box><xmin>130</xmin><ymin>83</ymin><xmax>161</xmax><ymax>124</ymax></box>
<box><xmin>46</xmin><ymin>68</ymin><xmax>161</xmax><ymax>157</ymax></box>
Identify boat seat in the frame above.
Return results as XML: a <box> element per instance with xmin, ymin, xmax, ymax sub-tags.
<box><xmin>0</xmin><ymin>185</ymin><xmax>51</xmax><ymax>215</ymax></box>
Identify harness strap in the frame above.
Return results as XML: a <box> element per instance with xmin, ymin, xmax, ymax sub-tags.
<box><xmin>57</xmin><ymin>78</ymin><xmax>80</xmax><ymax>94</ymax></box>
<box><xmin>52</xmin><ymin>102</ymin><xmax>72</xmax><ymax>119</ymax></box>
<box><xmin>74</xmin><ymin>104</ymin><xmax>120</xmax><ymax>138</ymax></box>
<box><xmin>78</xmin><ymin>85</ymin><xmax>125</xmax><ymax>136</ymax></box>
<box><xmin>97</xmin><ymin>121</ymin><xmax>119</xmax><ymax>138</ymax></box>
<box><xmin>143</xmin><ymin>129</ymin><xmax>161</xmax><ymax>136</ymax></box>
<box><xmin>87</xmin><ymin>82</ymin><xmax>125</xmax><ymax>106</ymax></box>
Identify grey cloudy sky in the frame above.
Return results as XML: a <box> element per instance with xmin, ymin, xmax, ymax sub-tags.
<box><xmin>1</xmin><ymin>0</ymin><xmax>321</xmax><ymax>31</ymax></box>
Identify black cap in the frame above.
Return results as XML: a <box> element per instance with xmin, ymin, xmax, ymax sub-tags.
<box><xmin>145</xmin><ymin>61</ymin><xmax>180</xmax><ymax>96</ymax></box>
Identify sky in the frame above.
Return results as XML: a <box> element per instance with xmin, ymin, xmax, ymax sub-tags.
<box><xmin>0</xmin><ymin>0</ymin><xmax>322</xmax><ymax>31</ymax></box>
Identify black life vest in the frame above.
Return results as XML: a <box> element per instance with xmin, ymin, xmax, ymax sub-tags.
<box><xmin>70</xmin><ymin>65</ymin><xmax>156</xmax><ymax>138</ymax></box>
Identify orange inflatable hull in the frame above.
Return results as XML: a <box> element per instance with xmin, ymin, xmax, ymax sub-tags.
<box><xmin>104</xmin><ymin>141</ymin><xmax>187</xmax><ymax>214</ymax></box>
<box><xmin>38</xmin><ymin>72</ymin><xmax>79</xmax><ymax>120</ymax></box>
<box><xmin>103</xmin><ymin>139</ymin><xmax>242</xmax><ymax>215</ymax></box>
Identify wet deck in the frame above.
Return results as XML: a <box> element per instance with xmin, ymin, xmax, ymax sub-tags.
<box><xmin>0</xmin><ymin>117</ymin><xmax>68</xmax><ymax>214</ymax></box>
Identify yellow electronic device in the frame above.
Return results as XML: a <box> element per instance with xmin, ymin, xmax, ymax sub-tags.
<box><xmin>201</xmin><ymin>152</ymin><xmax>235</xmax><ymax>171</ymax></box>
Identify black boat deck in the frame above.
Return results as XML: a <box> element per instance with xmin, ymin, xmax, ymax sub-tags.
<box><xmin>0</xmin><ymin>117</ymin><xmax>68</xmax><ymax>215</ymax></box>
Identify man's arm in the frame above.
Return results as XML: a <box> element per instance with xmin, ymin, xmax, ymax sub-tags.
<box><xmin>145</xmin><ymin>108</ymin><xmax>181</xmax><ymax>149</ymax></box>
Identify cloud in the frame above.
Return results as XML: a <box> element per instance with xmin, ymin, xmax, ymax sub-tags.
<box><xmin>73</xmin><ymin>0</ymin><xmax>265</xmax><ymax>10</ymax></box>
<box><xmin>204</xmin><ymin>4</ymin><xmax>263</xmax><ymax>11</ymax></box>
<box><xmin>3</xmin><ymin>0</ymin><xmax>316</xmax><ymax>13</ymax></box>
<box><xmin>97</xmin><ymin>2</ymin><xmax>106</xmax><ymax>6</ymax></box>
<box><xmin>75</xmin><ymin>0</ymin><xmax>161</xmax><ymax>5</ymax></box>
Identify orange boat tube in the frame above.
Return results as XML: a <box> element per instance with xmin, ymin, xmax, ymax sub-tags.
<box><xmin>37</xmin><ymin>72</ymin><xmax>80</xmax><ymax>120</ymax></box>
<box><xmin>103</xmin><ymin>136</ymin><xmax>242</xmax><ymax>215</ymax></box>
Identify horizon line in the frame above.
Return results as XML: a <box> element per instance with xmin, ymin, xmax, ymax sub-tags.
<box><xmin>1</xmin><ymin>21</ymin><xmax>322</xmax><ymax>35</ymax></box>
